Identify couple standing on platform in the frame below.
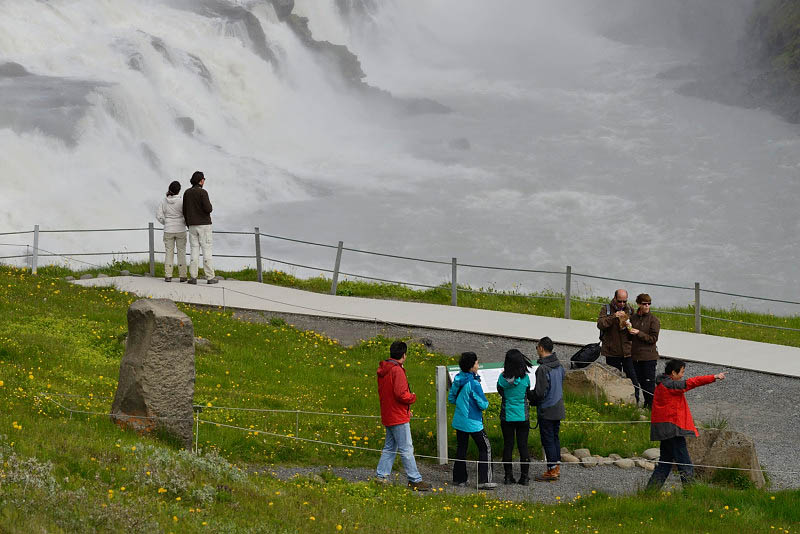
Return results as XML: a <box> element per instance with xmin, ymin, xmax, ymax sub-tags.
<box><xmin>155</xmin><ymin>171</ymin><xmax>216</xmax><ymax>285</ymax></box>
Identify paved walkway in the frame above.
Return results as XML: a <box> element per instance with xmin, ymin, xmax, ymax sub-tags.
<box><xmin>75</xmin><ymin>276</ymin><xmax>800</xmax><ymax>378</ymax></box>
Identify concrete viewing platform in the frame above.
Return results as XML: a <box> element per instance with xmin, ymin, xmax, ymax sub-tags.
<box><xmin>75</xmin><ymin>276</ymin><xmax>800</xmax><ymax>378</ymax></box>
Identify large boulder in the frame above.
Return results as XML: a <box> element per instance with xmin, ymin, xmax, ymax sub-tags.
<box><xmin>687</xmin><ymin>428</ymin><xmax>765</xmax><ymax>488</ymax></box>
<box><xmin>111</xmin><ymin>299</ymin><xmax>195</xmax><ymax>449</ymax></box>
<box><xmin>563</xmin><ymin>365</ymin><xmax>636</xmax><ymax>404</ymax></box>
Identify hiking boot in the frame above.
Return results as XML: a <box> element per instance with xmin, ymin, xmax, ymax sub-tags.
<box><xmin>408</xmin><ymin>480</ymin><xmax>431</xmax><ymax>491</ymax></box>
<box><xmin>503</xmin><ymin>474</ymin><xmax>516</xmax><ymax>485</ymax></box>
<box><xmin>207</xmin><ymin>278</ymin><xmax>219</xmax><ymax>285</ymax></box>
<box><xmin>179</xmin><ymin>277</ymin><xmax>188</xmax><ymax>283</ymax></box>
<box><xmin>535</xmin><ymin>465</ymin><xmax>560</xmax><ymax>482</ymax></box>
<box><xmin>477</xmin><ymin>482</ymin><xmax>498</xmax><ymax>490</ymax></box>
<box><xmin>518</xmin><ymin>461</ymin><xmax>530</xmax><ymax>486</ymax></box>
<box><xmin>503</xmin><ymin>464</ymin><xmax>515</xmax><ymax>485</ymax></box>
<box><xmin>187</xmin><ymin>278</ymin><xmax>197</xmax><ymax>285</ymax></box>
<box><xmin>164</xmin><ymin>277</ymin><xmax>172</xmax><ymax>282</ymax></box>
<box><xmin>453</xmin><ymin>481</ymin><xmax>468</xmax><ymax>488</ymax></box>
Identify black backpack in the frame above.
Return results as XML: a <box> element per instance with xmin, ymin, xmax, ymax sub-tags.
<box><xmin>570</xmin><ymin>342</ymin><xmax>601</xmax><ymax>369</ymax></box>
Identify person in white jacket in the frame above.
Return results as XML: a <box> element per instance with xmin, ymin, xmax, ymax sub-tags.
<box><xmin>156</xmin><ymin>181</ymin><xmax>188</xmax><ymax>282</ymax></box>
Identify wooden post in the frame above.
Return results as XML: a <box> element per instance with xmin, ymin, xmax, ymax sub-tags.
<box><xmin>148</xmin><ymin>222</ymin><xmax>155</xmax><ymax>277</ymax></box>
<box><xmin>254</xmin><ymin>227</ymin><xmax>263</xmax><ymax>283</ymax></box>
<box><xmin>694</xmin><ymin>282</ymin><xmax>701</xmax><ymax>333</ymax></box>
<box><xmin>330</xmin><ymin>241</ymin><xmax>344</xmax><ymax>295</ymax></box>
<box><xmin>31</xmin><ymin>225</ymin><xmax>39</xmax><ymax>275</ymax></box>
<box><xmin>451</xmin><ymin>258</ymin><xmax>458</xmax><ymax>306</ymax></box>
<box><xmin>564</xmin><ymin>265</ymin><xmax>572</xmax><ymax>319</ymax></box>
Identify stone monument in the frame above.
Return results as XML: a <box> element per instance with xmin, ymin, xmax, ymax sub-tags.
<box><xmin>111</xmin><ymin>299</ymin><xmax>195</xmax><ymax>449</ymax></box>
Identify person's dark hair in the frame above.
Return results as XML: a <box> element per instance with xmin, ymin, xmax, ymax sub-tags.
<box><xmin>636</xmin><ymin>293</ymin><xmax>652</xmax><ymax>305</ymax></box>
<box><xmin>537</xmin><ymin>337</ymin><xmax>554</xmax><ymax>353</ymax></box>
<box><xmin>459</xmin><ymin>351</ymin><xmax>478</xmax><ymax>373</ymax></box>
<box><xmin>389</xmin><ymin>341</ymin><xmax>407</xmax><ymax>360</ymax></box>
<box><xmin>190</xmin><ymin>171</ymin><xmax>205</xmax><ymax>186</ymax></box>
<box><xmin>167</xmin><ymin>180</ymin><xmax>181</xmax><ymax>196</ymax></box>
<box><xmin>502</xmin><ymin>349</ymin><xmax>532</xmax><ymax>379</ymax></box>
<box><xmin>665</xmin><ymin>359</ymin><xmax>686</xmax><ymax>376</ymax></box>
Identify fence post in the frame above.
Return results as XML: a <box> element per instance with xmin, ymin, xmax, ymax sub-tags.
<box><xmin>451</xmin><ymin>258</ymin><xmax>458</xmax><ymax>306</ymax></box>
<box><xmin>694</xmin><ymin>282</ymin><xmax>701</xmax><ymax>334</ymax></box>
<box><xmin>254</xmin><ymin>227</ymin><xmax>263</xmax><ymax>283</ymax></box>
<box><xmin>330</xmin><ymin>241</ymin><xmax>344</xmax><ymax>295</ymax></box>
<box><xmin>148</xmin><ymin>222</ymin><xmax>155</xmax><ymax>277</ymax></box>
<box><xmin>435</xmin><ymin>366</ymin><xmax>448</xmax><ymax>465</ymax></box>
<box><xmin>31</xmin><ymin>225</ymin><xmax>39</xmax><ymax>275</ymax></box>
<box><xmin>564</xmin><ymin>265</ymin><xmax>572</xmax><ymax>319</ymax></box>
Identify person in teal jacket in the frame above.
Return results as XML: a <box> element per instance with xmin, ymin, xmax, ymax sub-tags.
<box><xmin>497</xmin><ymin>349</ymin><xmax>533</xmax><ymax>485</ymax></box>
<box><xmin>449</xmin><ymin>352</ymin><xmax>497</xmax><ymax>489</ymax></box>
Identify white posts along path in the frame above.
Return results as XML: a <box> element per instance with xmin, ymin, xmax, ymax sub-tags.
<box><xmin>75</xmin><ymin>276</ymin><xmax>800</xmax><ymax>378</ymax></box>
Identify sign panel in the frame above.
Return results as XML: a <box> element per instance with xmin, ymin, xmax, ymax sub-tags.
<box><xmin>446</xmin><ymin>362</ymin><xmax>537</xmax><ymax>394</ymax></box>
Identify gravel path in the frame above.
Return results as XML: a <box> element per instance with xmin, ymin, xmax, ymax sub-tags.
<box><xmin>234</xmin><ymin>309</ymin><xmax>800</xmax><ymax>491</ymax></box>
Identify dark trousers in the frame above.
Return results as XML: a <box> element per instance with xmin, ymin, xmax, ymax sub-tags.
<box><xmin>500</xmin><ymin>421</ymin><xmax>530</xmax><ymax>475</ymax></box>
<box><xmin>538</xmin><ymin>419</ymin><xmax>561</xmax><ymax>470</ymax></box>
<box><xmin>605</xmin><ymin>356</ymin><xmax>641</xmax><ymax>402</ymax></box>
<box><xmin>646</xmin><ymin>436</ymin><xmax>694</xmax><ymax>491</ymax></box>
<box><xmin>633</xmin><ymin>360</ymin><xmax>657</xmax><ymax>408</ymax></box>
<box><xmin>453</xmin><ymin>429</ymin><xmax>493</xmax><ymax>484</ymax></box>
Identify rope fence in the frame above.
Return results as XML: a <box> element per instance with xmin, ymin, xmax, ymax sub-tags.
<box><xmin>34</xmin><ymin>392</ymin><xmax>793</xmax><ymax>481</ymax></box>
<box><xmin>3</xmin><ymin>224</ymin><xmax>800</xmax><ymax>340</ymax></box>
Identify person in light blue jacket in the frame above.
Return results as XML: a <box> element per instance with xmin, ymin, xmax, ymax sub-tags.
<box><xmin>497</xmin><ymin>349</ymin><xmax>533</xmax><ymax>485</ymax></box>
<box><xmin>448</xmin><ymin>352</ymin><xmax>496</xmax><ymax>489</ymax></box>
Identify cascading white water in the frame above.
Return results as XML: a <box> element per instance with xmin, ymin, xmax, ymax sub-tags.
<box><xmin>1</xmin><ymin>0</ymin><xmax>798</xmax><ymax>311</ymax></box>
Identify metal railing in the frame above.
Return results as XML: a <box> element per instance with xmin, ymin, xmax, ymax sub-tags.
<box><xmin>2</xmin><ymin>223</ymin><xmax>800</xmax><ymax>336</ymax></box>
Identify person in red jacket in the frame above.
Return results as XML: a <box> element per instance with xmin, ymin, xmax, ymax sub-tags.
<box><xmin>375</xmin><ymin>341</ymin><xmax>431</xmax><ymax>491</ymax></box>
<box><xmin>646</xmin><ymin>359</ymin><xmax>726</xmax><ymax>491</ymax></box>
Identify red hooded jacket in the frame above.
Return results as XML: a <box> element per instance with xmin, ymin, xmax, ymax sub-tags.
<box><xmin>650</xmin><ymin>374</ymin><xmax>716</xmax><ymax>441</ymax></box>
<box><xmin>377</xmin><ymin>359</ymin><xmax>416</xmax><ymax>426</ymax></box>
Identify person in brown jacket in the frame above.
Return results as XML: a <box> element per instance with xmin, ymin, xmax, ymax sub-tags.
<box><xmin>183</xmin><ymin>171</ymin><xmax>217</xmax><ymax>285</ymax></box>
<box><xmin>597</xmin><ymin>289</ymin><xmax>640</xmax><ymax>403</ymax></box>
<box><xmin>630</xmin><ymin>293</ymin><xmax>660</xmax><ymax>409</ymax></box>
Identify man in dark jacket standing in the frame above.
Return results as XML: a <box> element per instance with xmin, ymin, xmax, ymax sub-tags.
<box><xmin>529</xmin><ymin>337</ymin><xmax>565</xmax><ymax>482</ymax></box>
<box><xmin>375</xmin><ymin>341</ymin><xmax>430</xmax><ymax>491</ymax></box>
<box><xmin>597</xmin><ymin>289</ymin><xmax>639</xmax><ymax>401</ymax></box>
<box><xmin>183</xmin><ymin>171</ymin><xmax>217</xmax><ymax>285</ymax></box>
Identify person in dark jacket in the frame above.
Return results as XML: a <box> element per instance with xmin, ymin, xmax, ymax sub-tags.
<box><xmin>497</xmin><ymin>349</ymin><xmax>532</xmax><ymax>485</ymax></box>
<box><xmin>630</xmin><ymin>293</ymin><xmax>660</xmax><ymax>409</ymax></box>
<box><xmin>646</xmin><ymin>359</ymin><xmax>725</xmax><ymax>491</ymax></box>
<box><xmin>529</xmin><ymin>337</ymin><xmax>565</xmax><ymax>482</ymax></box>
<box><xmin>597</xmin><ymin>289</ymin><xmax>640</xmax><ymax>402</ymax></box>
<box><xmin>449</xmin><ymin>351</ymin><xmax>496</xmax><ymax>489</ymax></box>
<box><xmin>182</xmin><ymin>171</ymin><xmax>217</xmax><ymax>285</ymax></box>
<box><xmin>375</xmin><ymin>341</ymin><xmax>430</xmax><ymax>491</ymax></box>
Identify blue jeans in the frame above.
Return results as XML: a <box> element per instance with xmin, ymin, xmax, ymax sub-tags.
<box><xmin>376</xmin><ymin>423</ymin><xmax>422</xmax><ymax>483</ymax></box>
<box><xmin>646</xmin><ymin>436</ymin><xmax>694</xmax><ymax>491</ymax></box>
<box><xmin>539</xmin><ymin>418</ymin><xmax>561</xmax><ymax>469</ymax></box>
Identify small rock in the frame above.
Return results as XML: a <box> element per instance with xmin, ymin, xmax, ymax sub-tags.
<box><xmin>79</xmin><ymin>274</ymin><xmax>94</xmax><ymax>280</ymax></box>
<box><xmin>609</xmin><ymin>453</ymin><xmax>622</xmax><ymax>460</ymax></box>
<box><xmin>194</xmin><ymin>337</ymin><xmax>213</xmax><ymax>353</ymax></box>
<box><xmin>120</xmin><ymin>270</ymin><xmax>131</xmax><ymax>276</ymax></box>
<box><xmin>64</xmin><ymin>276</ymin><xmax>75</xmax><ymax>281</ymax></box>
<box><xmin>97</xmin><ymin>273</ymin><xmax>109</xmax><ymax>278</ymax></box>
<box><xmin>573</xmin><ymin>448</ymin><xmax>591</xmax><ymax>459</ymax></box>
<box><xmin>580</xmin><ymin>457</ymin><xmax>599</xmax><ymax>467</ymax></box>
<box><xmin>614</xmin><ymin>458</ymin><xmax>635</xmax><ymax>469</ymax></box>
<box><xmin>644</xmin><ymin>461</ymin><xmax>656</xmax><ymax>471</ymax></box>
<box><xmin>597</xmin><ymin>457</ymin><xmax>615</xmax><ymax>466</ymax></box>
<box><xmin>634</xmin><ymin>459</ymin><xmax>649</xmax><ymax>469</ymax></box>
<box><xmin>561</xmin><ymin>453</ymin><xmax>580</xmax><ymax>463</ymax></box>
<box><xmin>642</xmin><ymin>448</ymin><xmax>660</xmax><ymax>461</ymax></box>
<box><xmin>560</xmin><ymin>447</ymin><xmax>571</xmax><ymax>455</ymax></box>
<box><xmin>215</xmin><ymin>275</ymin><xmax>224</xmax><ymax>280</ymax></box>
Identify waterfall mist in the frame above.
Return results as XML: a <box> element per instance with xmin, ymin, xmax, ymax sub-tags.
<box><xmin>1</xmin><ymin>0</ymin><xmax>797</xmax><ymax>312</ymax></box>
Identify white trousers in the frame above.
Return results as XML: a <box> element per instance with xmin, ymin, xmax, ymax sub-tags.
<box><xmin>188</xmin><ymin>225</ymin><xmax>214</xmax><ymax>280</ymax></box>
<box><xmin>163</xmin><ymin>231</ymin><xmax>187</xmax><ymax>278</ymax></box>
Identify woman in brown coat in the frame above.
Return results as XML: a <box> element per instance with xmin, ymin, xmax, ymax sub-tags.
<box><xmin>629</xmin><ymin>293</ymin><xmax>660</xmax><ymax>409</ymax></box>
